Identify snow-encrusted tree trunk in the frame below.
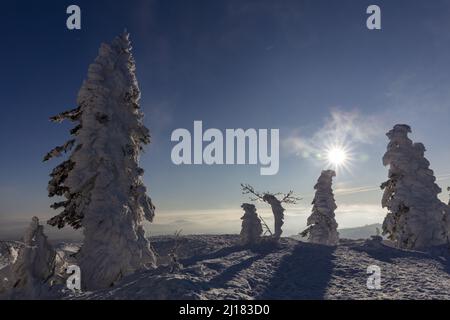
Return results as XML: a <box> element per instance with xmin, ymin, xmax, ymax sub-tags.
<box><xmin>304</xmin><ymin>170</ymin><xmax>339</xmax><ymax>246</ymax></box>
<box><xmin>381</xmin><ymin>124</ymin><xmax>449</xmax><ymax>250</ymax></box>
<box><xmin>44</xmin><ymin>32</ymin><xmax>156</xmax><ymax>289</ymax></box>
<box><xmin>240</xmin><ymin>203</ymin><xmax>263</xmax><ymax>245</ymax></box>
<box><xmin>0</xmin><ymin>217</ymin><xmax>56</xmax><ymax>299</ymax></box>
<box><xmin>262</xmin><ymin>195</ymin><xmax>285</xmax><ymax>239</ymax></box>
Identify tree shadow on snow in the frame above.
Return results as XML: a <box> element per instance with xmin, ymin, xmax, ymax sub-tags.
<box><xmin>350</xmin><ymin>241</ymin><xmax>450</xmax><ymax>278</ymax></box>
<box><xmin>207</xmin><ymin>252</ymin><xmax>270</xmax><ymax>288</ymax></box>
<box><xmin>181</xmin><ymin>238</ymin><xmax>286</xmax><ymax>266</ymax></box>
<box><xmin>350</xmin><ymin>241</ymin><xmax>430</xmax><ymax>264</ymax></box>
<box><xmin>425</xmin><ymin>245</ymin><xmax>450</xmax><ymax>276</ymax></box>
<box><xmin>257</xmin><ymin>242</ymin><xmax>336</xmax><ymax>299</ymax></box>
<box><xmin>181</xmin><ymin>245</ymin><xmax>245</xmax><ymax>267</ymax></box>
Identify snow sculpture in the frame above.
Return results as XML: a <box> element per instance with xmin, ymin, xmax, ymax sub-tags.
<box><xmin>0</xmin><ymin>217</ymin><xmax>56</xmax><ymax>298</ymax></box>
<box><xmin>240</xmin><ymin>203</ymin><xmax>263</xmax><ymax>245</ymax></box>
<box><xmin>302</xmin><ymin>170</ymin><xmax>339</xmax><ymax>246</ymax></box>
<box><xmin>44</xmin><ymin>32</ymin><xmax>156</xmax><ymax>289</ymax></box>
<box><xmin>381</xmin><ymin>124</ymin><xmax>449</xmax><ymax>249</ymax></box>
<box><xmin>241</xmin><ymin>184</ymin><xmax>300</xmax><ymax>240</ymax></box>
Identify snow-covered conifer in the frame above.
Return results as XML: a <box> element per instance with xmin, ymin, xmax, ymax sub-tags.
<box><xmin>44</xmin><ymin>32</ymin><xmax>156</xmax><ymax>289</ymax></box>
<box><xmin>303</xmin><ymin>170</ymin><xmax>339</xmax><ymax>246</ymax></box>
<box><xmin>240</xmin><ymin>203</ymin><xmax>263</xmax><ymax>245</ymax></box>
<box><xmin>0</xmin><ymin>217</ymin><xmax>56</xmax><ymax>298</ymax></box>
<box><xmin>381</xmin><ymin>124</ymin><xmax>449</xmax><ymax>249</ymax></box>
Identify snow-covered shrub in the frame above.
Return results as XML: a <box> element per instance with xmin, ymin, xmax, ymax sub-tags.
<box><xmin>240</xmin><ymin>203</ymin><xmax>263</xmax><ymax>245</ymax></box>
<box><xmin>0</xmin><ymin>217</ymin><xmax>56</xmax><ymax>298</ymax></box>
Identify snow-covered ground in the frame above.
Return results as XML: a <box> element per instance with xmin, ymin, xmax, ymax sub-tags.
<box><xmin>62</xmin><ymin>235</ymin><xmax>450</xmax><ymax>300</ymax></box>
<box><xmin>2</xmin><ymin>234</ymin><xmax>450</xmax><ymax>300</ymax></box>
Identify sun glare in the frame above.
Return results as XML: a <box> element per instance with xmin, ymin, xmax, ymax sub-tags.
<box><xmin>325</xmin><ymin>145</ymin><xmax>351</xmax><ymax>172</ymax></box>
<box><xmin>328</xmin><ymin>147</ymin><xmax>347</xmax><ymax>166</ymax></box>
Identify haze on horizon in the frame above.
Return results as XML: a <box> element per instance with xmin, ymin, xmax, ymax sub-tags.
<box><xmin>1</xmin><ymin>0</ymin><xmax>450</xmax><ymax>240</ymax></box>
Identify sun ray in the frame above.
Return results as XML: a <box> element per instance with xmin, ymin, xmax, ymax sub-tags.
<box><xmin>323</xmin><ymin>143</ymin><xmax>353</xmax><ymax>173</ymax></box>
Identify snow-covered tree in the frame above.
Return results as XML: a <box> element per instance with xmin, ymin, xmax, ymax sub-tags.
<box><xmin>240</xmin><ymin>203</ymin><xmax>263</xmax><ymax>245</ymax></box>
<box><xmin>0</xmin><ymin>217</ymin><xmax>56</xmax><ymax>298</ymax></box>
<box><xmin>241</xmin><ymin>184</ymin><xmax>300</xmax><ymax>239</ymax></box>
<box><xmin>381</xmin><ymin>124</ymin><xmax>449</xmax><ymax>249</ymax></box>
<box><xmin>302</xmin><ymin>170</ymin><xmax>339</xmax><ymax>246</ymax></box>
<box><xmin>447</xmin><ymin>187</ymin><xmax>450</xmax><ymax>206</ymax></box>
<box><xmin>44</xmin><ymin>32</ymin><xmax>156</xmax><ymax>289</ymax></box>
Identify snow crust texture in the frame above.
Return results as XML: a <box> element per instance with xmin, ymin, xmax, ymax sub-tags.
<box><xmin>67</xmin><ymin>235</ymin><xmax>450</xmax><ymax>300</ymax></box>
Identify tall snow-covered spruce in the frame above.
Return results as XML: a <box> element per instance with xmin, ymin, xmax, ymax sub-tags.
<box><xmin>44</xmin><ymin>32</ymin><xmax>156</xmax><ymax>289</ymax></box>
<box><xmin>303</xmin><ymin>170</ymin><xmax>339</xmax><ymax>246</ymax></box>
<box><xmin>381</xmin><ymin>124</ymin><xmax>449</xmax><ymax>249</ymax></box>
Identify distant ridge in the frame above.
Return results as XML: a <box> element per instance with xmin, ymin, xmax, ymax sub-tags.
<box><xmin>292</xmin><ymin>223</ymin><xmax>382</xmax><ymax>241</ymax></box>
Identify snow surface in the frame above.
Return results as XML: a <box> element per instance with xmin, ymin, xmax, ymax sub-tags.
<box><xmin>11</xmin><ymin>234</ymin><xmax>443</xmax><ymax>300</ymax></box>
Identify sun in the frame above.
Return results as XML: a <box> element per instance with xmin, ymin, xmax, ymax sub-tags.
<box><xmin>327</xmin><ymin>147</ymin><xmax>347</xmax><ymax>166</ymax></box>
<box><xmin>324</xmin><ymin>145</ymin><xmax>352</xmax><ymax>172</ymax></box>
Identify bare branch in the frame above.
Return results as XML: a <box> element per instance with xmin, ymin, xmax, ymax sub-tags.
<box><xmin>241</xmin><ymin>183</ymin><xmax>265</xmax><ymax>201</ymax></box>
<box><xmin>299</xmin><ymin>226</ymin><xmax>312</xmax><ymax>238</ymax></box>
<box><xmin>258</xmin><ymin>215</ymin><xmax>273</xmax><ymax>236</ymax></box>
<box><xmin>170</xmin><ymin>229</ymin><xmax>183</xmax><ymax>255</ymax></box>
<box><xmin>242</xmin><ymin>183</ymin><xmax>301</xmax><ymax>205</ymax></box>
<box><xmin>280</xmin><ymin>190</ymin><xmax>302</xmax><ymax>204</ymax></box>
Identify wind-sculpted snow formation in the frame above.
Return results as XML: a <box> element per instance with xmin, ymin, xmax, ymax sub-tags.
<box><xmin>44</xmin><ymin>32</ymin><xmax>156</xmax><ymax>289</ymax></box>
<box><xmin>303</xmin><ymin>170</ymin><xmax>339</xmax><ymax>246</ymax></box>
<box><xmin>240</xmin><ymin>203</ymin><xmax>263</xmax><ymax>245</ymax></box>
<box><xmin>381</xmin><ymin>124</ymin><xmax>450</xmax><ymax>249</ymax></box>
<box><xmin>0</xmin><ymin>217</ymin><xmax>56</xmax><ymax>299</ymax></box>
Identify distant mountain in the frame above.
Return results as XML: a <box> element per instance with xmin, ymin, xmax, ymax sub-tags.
<box><xmin>339</xmin><ymin>224</ymin><xmax>383</xmax><ymax>240</ymax></box>
<box><xmin>291</xmin><ymin>223</ymin><xmax>382</xmax><ymax>241</ymax></box>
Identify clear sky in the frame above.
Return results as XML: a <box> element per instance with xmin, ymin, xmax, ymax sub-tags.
<box><xmin>0</xmin><ymin>0</ymin><xmax>449</xmax><ymax>240</ymax></box>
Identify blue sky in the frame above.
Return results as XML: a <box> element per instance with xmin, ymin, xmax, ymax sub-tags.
<box><xmin>0</xmin><ymin>0</ymin><xmax>449</xmax><ymax>239</ymax></box>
